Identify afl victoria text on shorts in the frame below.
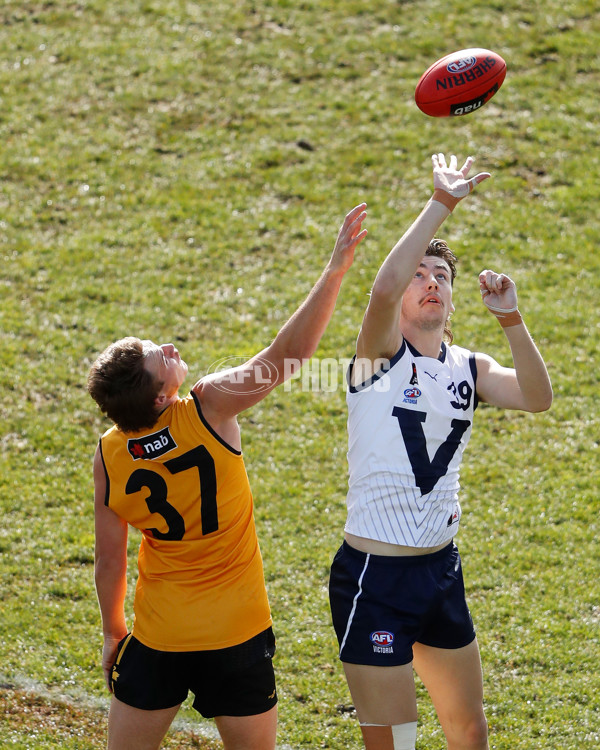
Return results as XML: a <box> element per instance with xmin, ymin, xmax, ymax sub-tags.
<box><xmin>329</xmin><ymin>540</ymin><xmax>476</xmax><ymax>665</ymax></box>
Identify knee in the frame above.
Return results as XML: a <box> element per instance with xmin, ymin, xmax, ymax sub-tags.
<box><xmin>467</xmin><ymin>714</ymin><xmax>488</xmax><ymax>747</ymax></box>
<box><xmin>448</xmin><ymin>714</ymin><xmax>488</xmax><ymax>750</ymax></box>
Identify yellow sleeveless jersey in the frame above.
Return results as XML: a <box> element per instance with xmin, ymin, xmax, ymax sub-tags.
<box><xmin>98</xmin><ymin>391</ymin><xmax>272</xmax><ymax>652</ymax></box>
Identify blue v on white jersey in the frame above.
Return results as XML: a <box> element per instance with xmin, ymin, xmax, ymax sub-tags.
<box><xmin>345</xmin><ymin>339</ymin><xmax>478</xmax><ymax>548</ymax></box>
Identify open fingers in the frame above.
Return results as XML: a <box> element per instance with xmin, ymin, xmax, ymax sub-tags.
<box><xmin>342</xmin><ymin>202</ymin><xmax>367</xmax><ymax>229</ymax></box>
<box><xmin>343</xmin><ymin>204</ymin><xmax>367</xmax><ymax>239</ymax></box>
<box><xmin>459</xmin><ymin>155</ymin><xmax>474</xmax><ymax>176</ymax></box>
<box><xmin>350</xmin><ymin>226</ymin><xmax>368</xmax><ymax>249</ymax></box>
<box><xmin>434</xmin><ymin>152</ymin><xmax>448</xmax><ymax>170</ymax></box>
<box><xmin>335</xmin><ymin>204</ymin><xmax>367</xmax><ymax>257</ymax></box>
<box><xmin>346</xmin><ymin>202</ymin><xmax>367</xmax><ymax>219</ymax></box>
<box><xmin>472</xmin><ymin>171</ymin><xmax>491</xmax><ymax>186</ymax></box>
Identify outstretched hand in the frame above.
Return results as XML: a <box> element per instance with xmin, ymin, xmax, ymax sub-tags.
<box><xmin>432</xmin><ymin>154</ymin><xmax>490</xmax><ymax>205</ymax></box>
<box><xmin>329</xmin><ymin>203</ymin><xmax>368</xmax><ymax>275</ymax></box>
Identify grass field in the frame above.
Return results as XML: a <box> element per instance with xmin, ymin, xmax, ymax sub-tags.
<box><xmin>1</xmin><ymin>0</ymin><xmax>599</xmax><ymax>747</ymax></box>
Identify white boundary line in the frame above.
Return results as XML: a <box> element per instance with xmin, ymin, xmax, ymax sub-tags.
<box><xmin>0</xmin><ymin>672</ymin><xmax>296</xmax><ymax>749</ymax></box>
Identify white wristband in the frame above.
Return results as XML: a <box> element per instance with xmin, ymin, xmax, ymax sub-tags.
<box><xmin>486</xmin><ymin>303</ymin><xmax>519</xmax><ymax>314</ymax></box>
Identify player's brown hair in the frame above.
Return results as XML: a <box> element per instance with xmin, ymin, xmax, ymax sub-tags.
<box><xmin>87</xmin><ymin>337</ymin><xmax>163</xmax><ymax>433</ymax></box>
<box><xmin>426</xmin><ymin>238</ymin><xmax>457</xmax><ymax>344</ymax></box>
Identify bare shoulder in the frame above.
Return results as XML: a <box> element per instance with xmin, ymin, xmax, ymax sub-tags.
<box><xmin>474</xmin><ymin>351</ymin><xmax>498</xmax><ymax>375</ymax></box>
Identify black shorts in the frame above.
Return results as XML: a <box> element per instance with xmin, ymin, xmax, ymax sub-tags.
<box><xmin>329</xmin><ymin>541</ymin><xmax>475</xmax><ymax>666</ymax></box>
<box><xmin>110</xmin><ymin>627</ymin><xmax>277</xmax><ymax>718</ymax></box>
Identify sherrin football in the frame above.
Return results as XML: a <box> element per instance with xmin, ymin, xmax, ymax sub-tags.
<box><xmin>415</xmin><ymin>48</ymin><xmax>506</xmax><ymax>117</ymax></box>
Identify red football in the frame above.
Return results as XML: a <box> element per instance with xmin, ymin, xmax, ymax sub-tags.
<box><xmin>415</xmin><ymin>48</ymin><xmax>506</xmax><ymax>117</ymax></box>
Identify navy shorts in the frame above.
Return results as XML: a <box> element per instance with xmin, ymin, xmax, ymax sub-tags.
<box><xmin>329</xmin><ymin>541</ymin><xmax>475</xmax><ymax>666</ymax></box>
<box><xmin>110</xmin><ymin>627</ymin><xmax>277</xmax><ymax>717</ymax></box>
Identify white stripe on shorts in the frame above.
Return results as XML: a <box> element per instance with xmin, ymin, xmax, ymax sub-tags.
<box><xmin>339</xmin><ymin>553</ymin><xmax>370</xmax><ymax>657</ymax></box>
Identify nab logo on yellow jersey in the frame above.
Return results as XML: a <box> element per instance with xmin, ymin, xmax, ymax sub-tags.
<box><xmin>127</xmin><ymin>427</ymin><xmax>178</xmax><ymax>461</ymax></box>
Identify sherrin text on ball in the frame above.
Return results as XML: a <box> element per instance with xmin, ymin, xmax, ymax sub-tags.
<box><xmin>415</xmin><ymin>48</ymin><xmax>506</xmax><ymax>117</ymax></box>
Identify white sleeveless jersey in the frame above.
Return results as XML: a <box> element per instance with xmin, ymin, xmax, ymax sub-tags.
<box><xmin>345</xmin><ymin>339</ymin><xmax>478</xmax><ymax>548</ymax></box>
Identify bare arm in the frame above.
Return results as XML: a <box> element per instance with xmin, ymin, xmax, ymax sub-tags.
<box><xmin>356</xmin><ymin>198</ymin><xmax>451</xmax><ymax>361</ymax></box>
<box><xmin>357</xmin><ymin>154</ymin><xmax>490</xmax><ymax>363</ymax></box>
<box><xmin>475</xmin><ymin>270</ymin><xmax>552</xmax><ymax>412</ymax></box>
<box><xmin>195</xmin><ymin>203</ymin><xmax>368</xmax><ymax>426</ymax></box>
<box><xmin>93</xmin><ymin>445</ymin><xmax>129</xmax><ymax>690</ymax></box>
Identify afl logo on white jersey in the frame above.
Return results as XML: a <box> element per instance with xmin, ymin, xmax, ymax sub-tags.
<box><xmin>403</xmin><ymin>387</ymin><xmax>421</xmax><ymax>404</ymax></box>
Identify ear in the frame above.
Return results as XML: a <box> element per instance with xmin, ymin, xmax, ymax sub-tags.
<box><xmin>154</xmin><ymin>392</ymin><xmax>167</xmax><ymax>408</ymax></box>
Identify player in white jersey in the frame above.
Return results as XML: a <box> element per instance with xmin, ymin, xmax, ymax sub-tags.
<box><xmin>328</xmin><ymin>154</ymin><xmax>552</xmax><ymax>750</ymax></box>
<box><xmin>345</xmin><ymin>340</ymin><xmax>478</xmax><ymax>549</ymax></box>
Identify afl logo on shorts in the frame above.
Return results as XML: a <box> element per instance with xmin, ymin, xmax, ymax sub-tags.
<box><xmin>370</xmin><ymin>631</ymin><xmax>394</xmax><ymax>654</ymax></box>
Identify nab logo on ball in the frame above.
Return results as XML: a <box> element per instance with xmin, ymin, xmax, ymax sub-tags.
<box><xmin>370</xmin><ymin>631</ymin><xmax>394</xmax><ymax>654</ymax></box>
<box><xmin>415</xmin><ymin>48</ymin><xmax>506</xmax><ymax>117</ymax></box>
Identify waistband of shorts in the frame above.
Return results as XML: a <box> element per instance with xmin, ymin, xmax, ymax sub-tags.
<box><xmin>341</xmin><ymin>539</ymin><xmax>455</xmax><ymax>566</ymax></box>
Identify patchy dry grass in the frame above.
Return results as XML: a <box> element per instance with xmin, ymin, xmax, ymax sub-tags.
<box><xmin>1</xmin><ymin>0</ymin><xmax>599</xmax><ymax>748</ymax></box>
<box><xmin>0</xmin><ymin>685</ymin><xmax>215</xmax><ymax>749</ymax></box>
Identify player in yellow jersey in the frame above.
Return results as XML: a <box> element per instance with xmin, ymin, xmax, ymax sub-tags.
<box><xmin>87</xmin><ymin>204</ymin><xmax>367</xmax><ymax>750</ymax></box>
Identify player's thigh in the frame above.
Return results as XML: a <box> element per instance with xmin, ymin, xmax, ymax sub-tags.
<box><xmin>342</xmin><ymin>662</ymin><xmax>417</xmax><ymax>725</ymax></box>
<box><xmin>107</xmin><ymin>696</ymin><xmax>181</xmax><ymax>750</ymax></box>
<box><xmin>413</xmin><ymin>639</ymin><xmax>487</xmax><ymax>738</ymax></box>
<box><xmin>215</xmin><ymin>705</ymin><xmax>277</xmax><ymax>750</ymax></box>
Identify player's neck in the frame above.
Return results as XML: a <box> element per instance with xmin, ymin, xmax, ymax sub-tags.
<box><xmin>401</xmin><ymin>323</ymin><xmax>444</xmax><ymax>359</ymax></box>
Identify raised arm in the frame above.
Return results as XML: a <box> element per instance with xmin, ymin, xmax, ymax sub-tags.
<box><xmin>93</xmin><ymin>445</ymin><xmax>129</xmax><ymax>691</ymax></box>
<box><xmin>356</xmin><ymin>154</ymin><xmax>490</xmax><ymax>363</ymax></box>
<box><xmin>475</xmin><ymin>270</ymin><xmax>553</xmax><ymax>412</ymax></box>
<box><xmin>195</xmin><ymin>203</ymin><xmax>368</xmax><ymax>425</ymax></box>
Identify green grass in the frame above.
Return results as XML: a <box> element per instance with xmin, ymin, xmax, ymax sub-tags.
<box><xmin>1</xmin><ymin>0</ymin><xmax>599</xmax><ymax>747</ymax></box>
